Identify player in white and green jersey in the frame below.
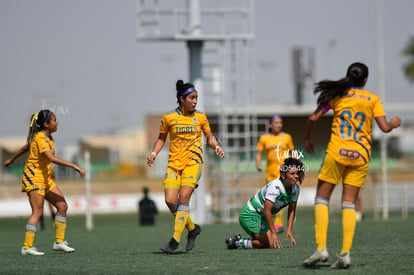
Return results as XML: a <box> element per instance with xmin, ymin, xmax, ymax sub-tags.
<box><xmin>226</xmin><ymin>157</ymin><xmax>305</xmax><ymax>249</ymax></box>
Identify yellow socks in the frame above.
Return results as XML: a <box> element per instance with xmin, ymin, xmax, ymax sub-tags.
<box><xmin>172</xmin><ymin>204</ymin><xmax>190</xmax><ymax>242</ymax></box>
<box><xmin>54</xmin><ymin>213</ymin><xmax>67</xmax><ymax>243</ymax></box>
<box><xmin>341</xmin><ymin>201</ymin><xmax>356</xmax><ymax>255</ymax></box>
<box><xmin>23</xmin><ymin>223</ymin><xmax>37</xmax><ymax>249</ymax></box>
<box><xmin>314</xmin><ymin>196</ymin><xmax>329</xmax><ymax>251</ymax></box>
<box><xmin>169</xmin><ymin>203</ymin><xmax>195</xmax><ymax>232</ymax></box>
<box><xmin>186</xmin><ymin>216</ymin><xmax>195</xmax><ymax>232</ymax></box>
<box><xmin>314</xmin><ymin>197</ymin><xmax>356</xmax><ymax>255</ymax></box>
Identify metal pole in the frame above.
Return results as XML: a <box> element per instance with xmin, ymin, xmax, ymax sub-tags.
<box><xmin>187</xmin><ymin>0</ymin><xmax>201</xmax><ymax>35</ymax></box>
<box><xmin>84</xmin><ymin>151</ymin><xmax>93</xmax><ymax>230</ymax></box>
<box><xmin>186</xmin><ymin>0</ymin><xmax>207</xmax><ymax>224</ymax></box>
<box><xmin>376</xmin><ymin>0</ymin><xmax>388</xmax><ymax>220</ymax></box>
<box><xmin>401</xmin><ymin>184</ymin><xmax>408</xmax><ymax>219</ymax></box>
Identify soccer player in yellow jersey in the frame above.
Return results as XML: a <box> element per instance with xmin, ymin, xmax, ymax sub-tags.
<box><xmin>147</xmin><ymin>80</ymin><xmax>225</xmax><ymax>253</ymax></box>
<box><xmin>303</xmin><ymin>62</ymin><xmax>401</xmax><ymax>269</ymax></box>
<box><xmin>4</xmin><ymin>115</ymin><xmax>57</xmax><ymax>231</ymax></box>
<box><xmin>256</xmin><ymin>115</ymin><xmax>294</xmax><ymax>233</ymax></box>
<box><xmin>19</xmin><ymin>110</ymin><xmax>85</xmax><ymax>256</ymax></box>
<box><xmin>5</xmin><ymin>143</ymin><xmax>57</xmax><ymax>231</ymax></box>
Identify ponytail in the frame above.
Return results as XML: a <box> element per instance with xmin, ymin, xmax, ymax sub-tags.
<box><xmin>314</xmin><ymin>62</ymin><xmax>369</xmax><ymax>106</ymax></box>
<box><xmin>314</xmin><ymin>77</ymin><xmax>351</xmax><ymax>106</ymax></box>
<box><xmin>27</xmin><ymin>109</ymin><xmax>53</xmax><ymax>143</ymax></box>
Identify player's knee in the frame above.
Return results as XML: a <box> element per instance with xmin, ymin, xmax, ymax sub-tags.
<box><xmin>32</xmin><ymin>208</ymin><xmax>44</xmax><ymax>220</ymax></box>
<box><xmin>165</xmin><ymin>199</ymin><xmax>177</xmax><ymax>208</ymax></box>
<box><xmin>56</xmin><ymin>202</ymin><xmax>68</xmax><ymax>214</ymax></box>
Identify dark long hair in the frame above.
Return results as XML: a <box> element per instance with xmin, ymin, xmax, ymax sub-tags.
<box><xmin>27</xmin><ymin>109</ymin><xmax>53</xmax><ymax>143</ymax></box>
<box><xmin>314</xmin><ymin>62</ymin><xmax>369</xmax><ymax>106</ymax></box>
<box><xmin>280</xmin><ymin>157</ymin><xmax>305</xmax><ymax>184</ymax></box>
<box><xmin>176</xmin><ymin>80</ymin><xmax>195</xmax><ymax>104</ymax></box>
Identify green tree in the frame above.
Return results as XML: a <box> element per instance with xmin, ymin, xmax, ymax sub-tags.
<box><xmin>403</xmin><ymin>36</ymin><xmax>414</xmax><ymax>82</ymax></box>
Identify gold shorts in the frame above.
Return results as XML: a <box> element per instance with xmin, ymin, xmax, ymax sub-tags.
<box><xmin>163</xmin><ymin>164</ymin><xmax>203</xmax><ymax>190</ymax></box>
<box><xmin>318</xmin><ymin>153</ymin><xmax>369</xmax><ymax>188</ymax></box>
<box><xmin>21</xmin><ymin>179</ymin><xmax>57</xmax><ymax>196</ymax></box>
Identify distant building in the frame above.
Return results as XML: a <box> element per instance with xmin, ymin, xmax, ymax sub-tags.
<box><xmin>79</xmin><ymin>129</ymin><xmax>148</xmax><ymax>177</ymax></box>
<box><xmin>0</xmin><ymin>137</ymin><xmax>27</xmax><ymax>179</ymax></box>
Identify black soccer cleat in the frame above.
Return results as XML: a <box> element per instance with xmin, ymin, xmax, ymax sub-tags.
<box><xmin>186</xmin><ymin>224</ymin><xmax>202</xmax><ymax>251</ymax></box>
<box><xmin>225</xmin><ymin>234</ymin><xmax>242</xmax><ymax>249</ymax></box>
<box><xmin>160</xmin><ymin>238</ymin><xmax>179</xmax><ymax>253</ymax></box>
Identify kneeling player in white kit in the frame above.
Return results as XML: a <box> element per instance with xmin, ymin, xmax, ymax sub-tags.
<box><xmin>226</xmin><ymin>157</ymin><xmax>305</xmax><ymax>249</ymax></box>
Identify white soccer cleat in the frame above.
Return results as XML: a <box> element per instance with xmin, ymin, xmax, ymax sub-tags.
<box><xmin>330</xmin><ymin>253</ymin><xmax>351</xmax><ymax>269</ymax></box>
<box><xmin>53</xmin><ymin>240</ymin><xmax>75</xmax><ymax>253</ymax></box>
<box><xmin>303</xmin><ymin>249</ymin><xmax>329</xmax><ymax>267</ymax></box>
<box><xmin>21</xmin><ymin>246</ymin><xmax>45</xmax><ymax>256</ymax></box>
<box><xmin>356</xmin><ymin>211</ymin><xmax>362</xmax><ymax>222</ymax></box>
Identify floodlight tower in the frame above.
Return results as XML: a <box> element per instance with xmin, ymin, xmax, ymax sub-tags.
<box><xmin>136</xmin><ymin>0</ymin><xmax>256</xmax><ymax>224</ymax></box>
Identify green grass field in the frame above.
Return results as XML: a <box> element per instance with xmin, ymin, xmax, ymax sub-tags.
<box><xmin>0</xmin><ymin>208</ymin><xmax>413</xmax><ymax>274</ymax></box>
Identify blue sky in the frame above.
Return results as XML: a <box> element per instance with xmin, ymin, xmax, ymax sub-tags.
<box><xmin>1</xmin><ymin>0</ymin><xmax>413</xmax><ymax>145</ymax></box>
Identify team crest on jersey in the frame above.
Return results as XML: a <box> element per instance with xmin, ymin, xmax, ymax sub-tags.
<box><xmin>193</xmin><ymin>117</ymin><xmax>198</xmax><ymax>125</ymax></box>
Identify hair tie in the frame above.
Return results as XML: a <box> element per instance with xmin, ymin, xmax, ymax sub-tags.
<box><xmin>29</xmin><ymin>112</ymin><xmax>39</xmax><ymax>128</ymax></box>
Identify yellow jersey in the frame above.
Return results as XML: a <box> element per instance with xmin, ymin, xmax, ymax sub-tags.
<box><xmin>22</xmin><ymin>131</ymin><xmax>54</xmax><ymax>188</ymax></box>
<box><xmin>256</xmin><ymin>132</ymin><xmax>294</xmax><ymax>181</ymax></box>
<box><xmin>326</xmin><ymin>88</ymin><xmax>385</xmax><ymax>166</ymax></box>
<box><xmin>160</xmin><ymin>108</ymin><xmax>211</xmax><ymax>171</ymax></box>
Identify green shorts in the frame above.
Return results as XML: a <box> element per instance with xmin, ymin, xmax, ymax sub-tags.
<box><xmin>239</xmin><ymin>204</ymin><xmax>269</xmax><ymax>238</ymax></box>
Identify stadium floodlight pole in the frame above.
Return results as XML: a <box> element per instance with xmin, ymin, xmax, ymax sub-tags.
<box><xmin>186</xmin><ymin>0</ymin><xmax>207</xmax><ymax>225</ymax></box>
<box><xmin>84</xmin><ymin>150</ymin><xmax>93</xmax><ymax>230</ymax></box>
<box><xmin>376</xmin><ymin>0</ymin><xmax>389</xmax><ymax>220</ymax></box>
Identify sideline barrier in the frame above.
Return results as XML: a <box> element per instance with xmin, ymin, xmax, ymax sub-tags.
<box><xmin>0</xmin><ymin>188</ymin><xmax>318</xmax><ymax>218</ymax></box>
<box><xmin>1</xmin><ymin>185</ymin><xmax>411</xmax><ymax>218</ymax></box>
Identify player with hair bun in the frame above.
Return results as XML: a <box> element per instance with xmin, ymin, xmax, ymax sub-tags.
<box><xmin>147</xmin><ymin>80</ymin><xmax>225</xmax><ymax>253</ymax></box>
